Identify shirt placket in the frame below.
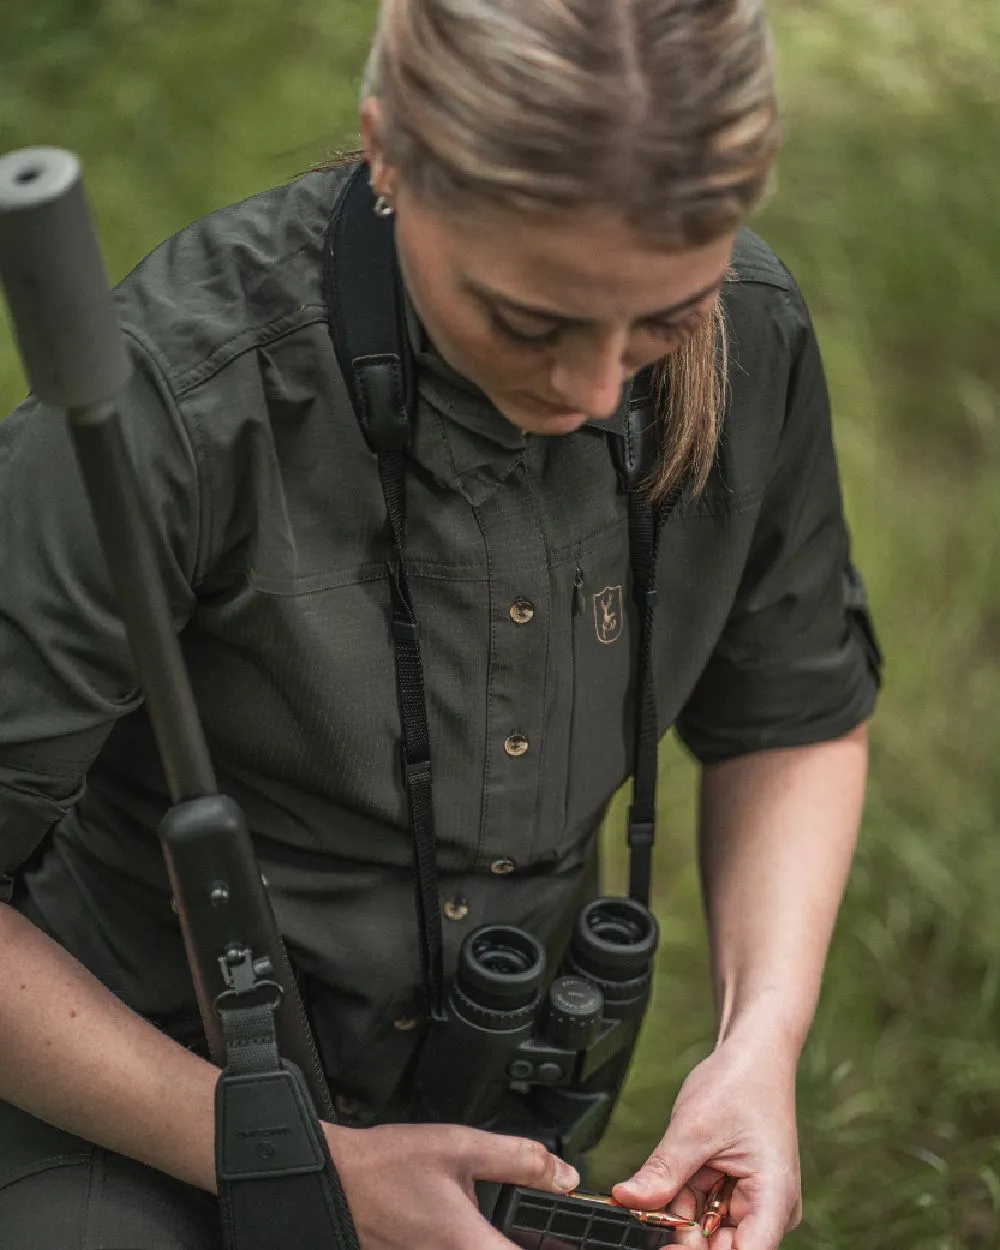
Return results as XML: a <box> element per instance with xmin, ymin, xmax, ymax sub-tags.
<box><xmin>473</xmin><ymin>467</ymin><xmax>552</xmax><ymax>876</ymax></box>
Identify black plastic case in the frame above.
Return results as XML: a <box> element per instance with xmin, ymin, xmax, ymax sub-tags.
<box><xmin>490</xmin><ymin>1186</ymin><xmax>681</xmax><ymax>1250</ymax></box>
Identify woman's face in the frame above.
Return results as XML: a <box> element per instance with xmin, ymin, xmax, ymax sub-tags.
<box><xmin>389</xmin><ymin>180</ymin><xmax>735</xmax><ymax>437</ymax></box>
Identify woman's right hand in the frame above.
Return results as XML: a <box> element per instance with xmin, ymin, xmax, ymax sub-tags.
<box><xmin>323</xmin><ymin>1121</ymin><xmax>580</xmax><ymax>1250</ymax></box>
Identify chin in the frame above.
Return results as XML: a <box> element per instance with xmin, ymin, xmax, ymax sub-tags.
<box><xmin>503</xmin><ymin>407</ymin><xmax>589</xmax><ymax>436</ymax></box>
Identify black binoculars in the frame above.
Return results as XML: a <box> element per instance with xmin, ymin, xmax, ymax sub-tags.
<box><xmin>413</xmin><ymin>895</ymin><xmax>659</xmax><ymax>1161</ymax></box>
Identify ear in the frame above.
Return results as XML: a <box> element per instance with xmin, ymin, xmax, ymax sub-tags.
<box><xmin>359</xmin><ymin>97</ymin><xmax>394</xmax><ymax>198</ymax></box>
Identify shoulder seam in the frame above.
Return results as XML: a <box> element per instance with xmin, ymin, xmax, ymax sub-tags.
<box><xmin>726</xmin><ymin>265</ymin><xmax>794</xmax><ymax>292</ymax></box>
<box><xmin>727</xmin><ymin>228</ymin><xmax>796</xmax><ymax>292</ymax></box>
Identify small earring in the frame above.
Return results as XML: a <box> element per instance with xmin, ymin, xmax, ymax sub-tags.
<box><xmin>373</xmin><ymin>194</ymin><xmax>395</xmax><ymax>218</ymax></box>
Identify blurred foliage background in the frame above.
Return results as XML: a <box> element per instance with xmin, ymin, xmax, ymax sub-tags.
<box><xmin>2</xmin><ymin>2</ymin><xmax>999</xmax><ymax>1247</ymax></box>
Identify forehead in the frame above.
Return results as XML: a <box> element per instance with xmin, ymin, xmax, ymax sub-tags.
<box><xmin>439</xmin><ymin>203</ymin><xmax>734</xmax><ymax>317</ymax></box>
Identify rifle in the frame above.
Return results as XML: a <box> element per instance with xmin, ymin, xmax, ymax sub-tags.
<box><xmin>0</xmin><ymin>144</ymin><xmax>359</xmax><ymax>1250</ymax></box>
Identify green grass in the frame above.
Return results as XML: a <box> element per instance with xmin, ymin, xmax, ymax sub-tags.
<box><xmin>3</xmin><ymin>3</ymin><xmax>999</xmax><ymax>1246</ymax></box>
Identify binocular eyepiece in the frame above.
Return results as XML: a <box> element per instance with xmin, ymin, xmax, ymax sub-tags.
<box><xmin>568</xmin><ymin>896</ymin><xmax>659</xmax><ymax>983</ymax></box>
<box><xmin>458</xmin><ymin>926</ymin><xmax>546</xmax><ymax>1009</ymax></box>
<box><xmin>414</xmin><ymin>897</ymin><xmax>658</xmax><ymax>1157</ymax></box>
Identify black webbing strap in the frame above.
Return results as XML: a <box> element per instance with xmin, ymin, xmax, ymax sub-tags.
<box><xmin>626</xmin><ymin>492</ymin><xmax>658</xmax><ymax>908</ymax></box>
<box><xmin>322</xmin><ymin>165</ymin><xmax>445</xmax><ymax>1024</ymax></box>
<box><xmin>626</xmin><ymin>491</ymin><xmax>664</xmax><ymax>908</ymax></box>
<box><xmin>618</xmin><ymin>374</ymin><xmax>682</xmax><ymax>908</ymax></box>
<box><xmin>218</xmin><ymin>996</ymin><xmax>282</xmax><ymax>1074</ymax></box>
<box><xmin>214</xmin><ymin>969</ymin><xmax>361</xmax><ymax>1250</ymax></box>
<box><xmin>378</xmin><ymin>450</ymin><xmax>446</xmax><ymax>1022</ymax></box>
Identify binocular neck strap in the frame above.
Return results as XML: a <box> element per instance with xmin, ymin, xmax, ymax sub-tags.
<box><xmin>372</xmin><ymin>444</ymin><xmax>670</xmax><ymax>1026</ymax></box>
<box><xmin>378</xmin><ymin>448</ymin><xmax>447</xmax><ymax>1023</ymax></box>
<box><xmin>323</xmin><ymin>164</ymin><xmax>669</xmax><ymax>1022</ymax></box>
<box><xmin>625</xmin><ymin>485</ymin><xmax>677</xmax><ymax>908</ymax></box>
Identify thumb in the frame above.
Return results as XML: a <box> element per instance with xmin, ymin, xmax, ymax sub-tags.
<box><xmin>464</xmin><ymin>1130</ymin><xmax>580</xmax><ymax>1194</ymax></box>
<box><xmin>612</xmin><ymin>1139</ymin><xmax>705</xmax><ymax>1209</ymax></box>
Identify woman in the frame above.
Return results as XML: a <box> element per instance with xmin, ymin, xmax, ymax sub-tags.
<box><xmin>0</xmin><ymin>1</ymin><xmax>880</xmax><ymax>1247</ymax></box>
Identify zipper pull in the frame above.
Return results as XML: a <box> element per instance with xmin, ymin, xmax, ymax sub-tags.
<box><xmin>573</xmin><ymin>565</ymin><xmax>585</xmax><ymax>616</ymax></box>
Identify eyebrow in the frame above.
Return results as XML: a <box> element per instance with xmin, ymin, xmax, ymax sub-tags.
<box><xmin>461</xmin><ymin>274</ymin><xmax>726</xmax><ymax>327</ymax></box>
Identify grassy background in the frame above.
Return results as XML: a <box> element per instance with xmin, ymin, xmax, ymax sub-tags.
<box><xmin>3</xmin><ymin>3</ymin><xmax>999</xmax><ymax>1246</ymax></box>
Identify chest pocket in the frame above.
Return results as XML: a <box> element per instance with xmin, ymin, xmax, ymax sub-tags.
<box><xmin>564</xmin><ymin>523</ymin><xmax>636</xmax><ymax>835</ymax></box>
<box><xmin>189</xmin><ymin>565</ymin><xmax>408</xmax><ymax>841</ymax></box>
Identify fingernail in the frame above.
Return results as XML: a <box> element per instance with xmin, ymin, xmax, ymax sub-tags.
<box><xmin>554</xmin><ymin>1161</ymin><xmax>581</xmax><ymax>1192</ymax></box>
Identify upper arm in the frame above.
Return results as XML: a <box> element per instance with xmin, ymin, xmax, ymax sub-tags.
<box><xmin>676</xmin><ymin>275</ymin><xmax>882</xmax><ymax>765</ymax></box>
<box><xmin>0</xmin><ymin>335</ymin><xmax>201</xmax><ymax>873</ymax></box>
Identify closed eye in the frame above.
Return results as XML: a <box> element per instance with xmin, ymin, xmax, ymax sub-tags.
<box><xmin>488</xmin><ymin>310</ymin><xmax>562</xmax><ymax>347</ymax></box>
<box><xmin>488</xmin><ymin>305</ymin><xmax>711</xmax><ymax>350</ymax></box>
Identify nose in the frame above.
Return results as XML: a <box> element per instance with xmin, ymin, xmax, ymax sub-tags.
<box><xmin>548</xmin><ymin>331</ymin><xmax>628</xmax><ymax>420</ymax></box>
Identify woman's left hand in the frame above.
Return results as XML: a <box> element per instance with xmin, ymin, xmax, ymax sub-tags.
<box><xmin>610</xmin><ymin>1027</ymin><xmax>803</xmax><ymax>1250</ymax></box>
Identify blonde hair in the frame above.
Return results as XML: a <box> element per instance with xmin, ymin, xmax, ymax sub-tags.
<box><xmin>363</xmin><ymin>0</ymin><xmax>779</xmax><ymax>496</ymax></box>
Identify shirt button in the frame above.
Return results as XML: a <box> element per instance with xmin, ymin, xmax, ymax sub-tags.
<box><xmin>509</xmin><ymin>599</ymin><xmax>535</xmax><ymax>625</ymax></box>
<box><xmin>334</xmin><ymin>1094</ymin><xmax>360</xmax><ymax>1117</ymax></box>
<box><xmin>442</xmin><ymin>896</ymin><xmax>470</xmax><ymax>921</ymax></box>
<box><xmin>392</xmin><ymin>1014</ymin><xmax>420</xmax><ymax>1032</ymax></box>
<box><xmin>490</xmin><ymin>857</ymin><xmax>517</xmax><ymax>875</ymax></box>
<box><xmin>504</xmin><ymin>734</ymin><xmax>529</xmax><ymax>757</ymax></box>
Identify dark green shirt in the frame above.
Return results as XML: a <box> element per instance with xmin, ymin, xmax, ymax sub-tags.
<box><xmin>0</xmin><ymin>163</ymin><xmax>880</xmax><ymax>1117</ymax></box>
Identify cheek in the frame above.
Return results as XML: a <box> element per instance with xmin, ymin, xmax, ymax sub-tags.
<box><xmin>622</xmin><ymin>344</ymin><xmax>668</xmax><ymax>375</ymax></box>
<box><xmin>434</xmin><ymin>311</ymin><xmax>494</xmax><ymax>372</ymax></box>
<box><xmin>421</xmin><ymin>299</ymin><xmax>545</xmax><ymax>395</ymax></box>
<box><xmin>621</xmin><ymin>329</ymin><xmax>690</xmax><ymax>375</ymax></box>
<box><xmin>400</xmin><ymin>257</ymin><xmax>526</xmax><ymax>388</ymax></box>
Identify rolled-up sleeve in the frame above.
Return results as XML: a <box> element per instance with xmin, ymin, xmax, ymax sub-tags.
<box><xmin>0</xmin><ymin>332</ymin><xmax>200</xmax><ymax>875</ymax></box>
<box><xmin>676</xmin><ymin>282</ymin><xmax>882</xmax><ymax>765</ymax></box>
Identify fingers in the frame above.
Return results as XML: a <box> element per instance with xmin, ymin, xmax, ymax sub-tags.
<box><xmin>665</xmin><ymin>1183</ymin><xmax>699</xmax><ymax>1224</ymax></box>
<box><xmin>728</xmin><ymin>1184</ymin><xmax>795</xmax><ymax>1250</ymax></box>
<box><xmin>681</xmin><ymin>1166</ymin><xmax>726</xmax><ymax>1198</ymax></box>
<box><xmin>612</xmin><ymin>1143</ymin><xmax>700</xmax><ymax>1208</ymax></box>
<box><xmin>326</xmin><ymin>1123</ymin><xmax>577</xmax><ymax>1250</ymax></box>
<box><xmin>669</xmin><ymin>1211</ymin><xmax>708</xmax><ymax>1250</ymax></box>
<box><xmin>730</xmin><ymin>1211</ymin><xmax>785</xmax><ymax>1250</ymax></box>
<box><xmin>454</xmin><ymin>1127</ymin><xmax>579</xmax><ymax>1194</ymax></box>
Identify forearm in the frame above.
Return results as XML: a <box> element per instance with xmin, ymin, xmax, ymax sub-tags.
<box><xmin>698</xmin><ymin>723</ymin><xmax>869</xmax><ymax>1056</ymax></box>
<box><xmin>0</xmin><ymin>902</ymin><xmax>219</xmax><ymax>1192</ymax></box>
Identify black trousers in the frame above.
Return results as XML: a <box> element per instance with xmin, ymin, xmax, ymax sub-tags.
<box><xmin>0</xmin><ymin>1100</ymin><xmax>221</xmax><ymax>1250</ymax></box>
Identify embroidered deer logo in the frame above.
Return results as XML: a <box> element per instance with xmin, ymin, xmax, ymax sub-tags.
<box><xmin>593</xmin><ymin>585</ymin><xmax>624</xmax><ymax>644</ymax></box>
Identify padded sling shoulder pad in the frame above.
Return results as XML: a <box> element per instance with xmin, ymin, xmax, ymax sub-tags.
<box><xmin>324</xmin><ymin>163</ymin><xmax>415</xmax><ymax>453</ymax></box>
